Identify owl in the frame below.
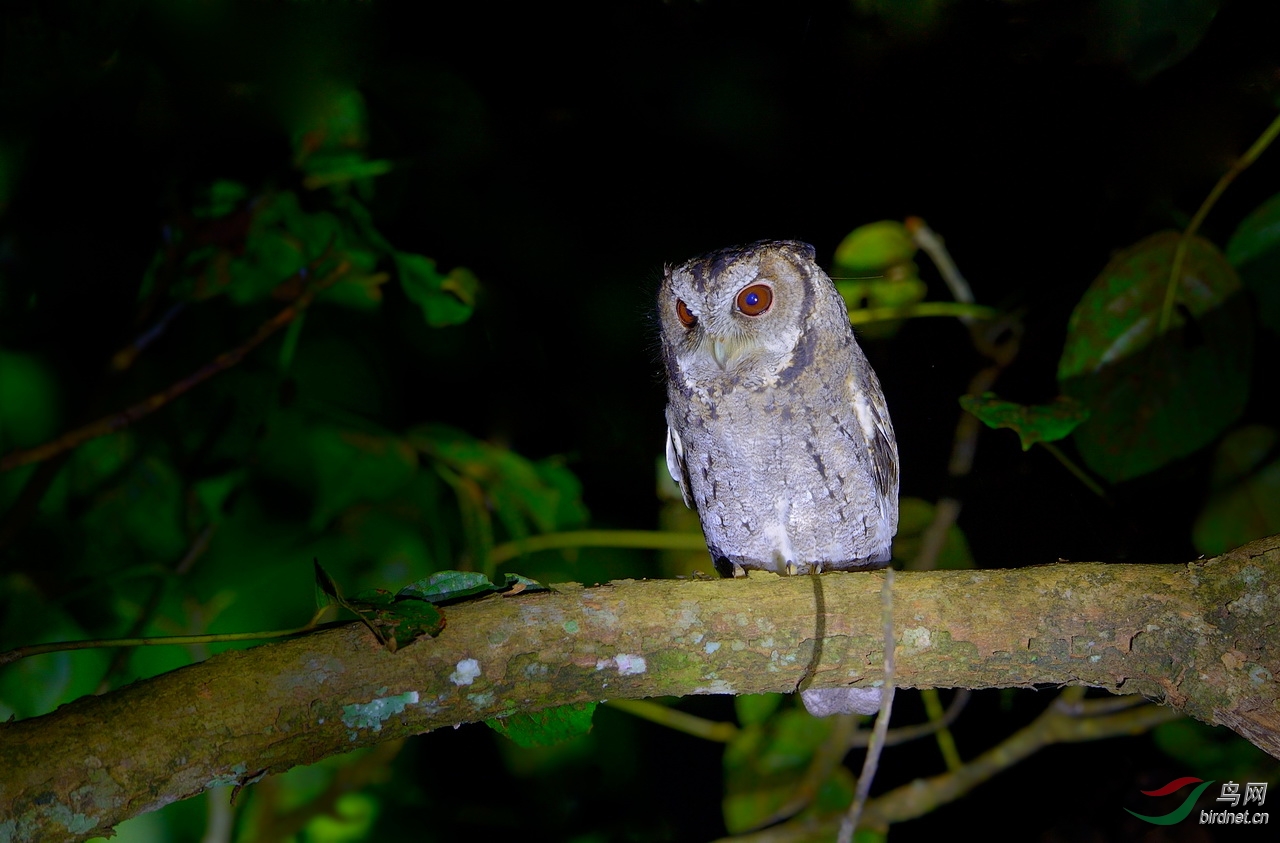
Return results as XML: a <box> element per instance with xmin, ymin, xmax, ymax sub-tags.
<box><xmin>658</xmin><ymin>240</ymin><xmax>899</xmax><ymax>717</ymax></box>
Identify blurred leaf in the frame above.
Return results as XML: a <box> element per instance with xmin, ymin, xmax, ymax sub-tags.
<box><xmin>410</xmin><ymin>424</ymin><xmax>589</xmax><ymax>543</ymax></box>
<box><xmin>833</xmin><ymin>220</ymin><xmax>926</xmax><ymax>338</ymax></box>
<box><xmin>307</xmin><ymin>427</ymin><xmax>418</xmax><ymax>529</ymax></box>
<box><xmin>959</xmin><ymin>393</ymin><xmax>1090</xmax><ymax>451</ymax></box>
<box><xmin>303</xmin><ymin>155</ymin><xmax>393</xmax><ymax>190</ymax></box>
<box><xmin>487</xmin><ymin>702</ymin><xmax>597</xmax><ymax>748</ymax></box>
<box><xmin>81</xmin><ymin>455</ymin><xmax>188</xmax><ymax>562</ymax></box>
<box><xmin>1092</xmin><ymin>0</ymin><xmax>1217</xmax><ymax>81</ymax></box>
<box><xmin>1226</xmin><ymin>191</ymin><xmax>1280</xmax><ymax>267</ymax></box>
<box><xmin>306</xmin><ymin>792</ymin><xmax>379</xmax><ymax>843</ymax></box>
<box><xmin>0</xmin><ymin>578</ymin><xmax>111</xmax><ymax>721</ymax></box>
<box><xmin>1153</xmin><ymin>719</ymin><xmax>1276</xmax><ymax>783</ymax></box>
<box><xmin>1205</xmin><ymin>425</ymin><xmax>1276</xmax><ymax>492</ymax></box>
<box><xmin>193</xmin><ymin>180</ymin><xmax>248</xmax><ymax>219</ymax></box>
<box><xmin>1193</xmin><ymin>426</ymin><xmax>1280</xmax><ymax>555</ymax></box>
<box><xmin>833</xmin><ymin>220</ymin><xmax>917</xmax><ymax>272</ymax></box>
<box><xmin>291</xmin><ymin>84</ymin><xmax>369</xmax><ymax>167</ymax></box>
<box><xmin>1226</xmin><ymin>191</ymin><xmax>1280</xmax><ymax>335</ymax></box>
<box><xmin>1058</xmin><ymin>232</ymin><xmax>1251</xmax><ymax>482</ymax></box>
<box><xmin>723</xmin><ymin>708</ymin><xmax>853</xmax><ymax>833</ymax></box>
<box><xmin>0</xmin><ymin>575</ymin><xmax>111</xmax><ymax>720</ymax></box>
<box><xmin>734</xmin><ymin>693</ymin><xmax>784</xmax><ymax>727</ymax></box>
<box><xmin>396</xmin><ymin>253</ymin><xmax>479</xmax><ymax>327</ymax></box>
<box><xmin>893</xmin><ymin>497</ymin><xmax>974</xmax><ymax>570</ymax></box>
<box><xmin>192</xmin><ymin>470</ymin><xmax>245</xmax><ymax>525</ymax></box>
<box><xmin>0</xmin><ymin>350</ymin><xmax>59</xmax><ymax>449</ymax></box>
<box><xmin>319</xmin><ymin>268</ymin><xmax>388</xmax><ymax>310</ymax></box>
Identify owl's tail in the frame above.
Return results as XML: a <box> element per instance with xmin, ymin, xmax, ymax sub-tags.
<box><xmin>800</xmin><ymin>686</ymin><xmax>882</xmax><ymax>717</ymax></box>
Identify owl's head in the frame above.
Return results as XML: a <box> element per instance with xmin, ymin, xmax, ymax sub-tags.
<box><xmin>658</xmin><ymin>240</ymin><xmax>836</xmax><ymax>383</ymax></box>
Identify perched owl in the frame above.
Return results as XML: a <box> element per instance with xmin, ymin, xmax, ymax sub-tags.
<box><xmin>659</xmin><ymin>240</ymin><xmax>899</xmax><ymax>717</ymax></box>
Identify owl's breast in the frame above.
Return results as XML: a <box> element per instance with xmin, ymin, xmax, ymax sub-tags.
<box><xmin>669</xmin><ymin>370</ymin><xmax>891</xmax><ymax>574</ymax></box>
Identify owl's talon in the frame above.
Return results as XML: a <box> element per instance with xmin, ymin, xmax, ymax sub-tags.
<box><xmin>731</xmin><ymin>562</ymin><xmax>748</xmax><ymax>579</ymax></box>
<box><xmin>785</xmin><ymin>561</ymin><xmax>798</xmax><ymax>576</ymax></box>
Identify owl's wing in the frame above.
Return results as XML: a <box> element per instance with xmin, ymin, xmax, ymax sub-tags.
<box><xmin>665</xmin><ymin>424</ymin><xmax>694</xmax><ymax>509</ymax></box>
<box><xmin>850</xmin><ymin>378</ymin><xmax>899</xmax><ymax>525</ymax></box>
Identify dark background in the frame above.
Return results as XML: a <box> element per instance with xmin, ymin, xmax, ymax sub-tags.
<box><xmin>2</xmin><ymin>0</ymin><xmax>1278</xmax><ymax>840</ymax></box>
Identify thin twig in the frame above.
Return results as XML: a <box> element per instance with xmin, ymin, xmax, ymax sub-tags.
<box><xmin>847</xmin><ymin>301</ymin><xmax>997</xmax><ymax>325</ymax></box>
<box><xmin>906</xmin><ymin>216</ymin><xmax>975</xmax><ymax>306</ymax></box>
<box><xmin>96</xmin><ymin>522</ymin><xmax>220</xmax><ymax>692</ymax></box>
<box><xmin>0</xmin><ymin>622</ymin><xmax>340</xmax><ymax>668</ymax></box>
<box><xmin>0</xmin><ymin>261</ymin><xmax>350</xmax><ymax>473</ymax></box>
<box><xmin>606</xmin><ymin>699</ymin><xmax>739</xmax><ymax>742</ymax></box>
<box><xmin>1158</xmin><ymin>112</ymin><xmax>1280</xmax><ymax>334</ymax></box>
<box><xmin>839</xmin><ymin>568</ymin><xmax>896</xmax><ymax>842</ymax></box>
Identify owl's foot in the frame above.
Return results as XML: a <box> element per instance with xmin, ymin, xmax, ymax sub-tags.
<box><xmin>713</xmin><ymin>555</ymin><xmax>749</xmax><ymax>578</ymax></box>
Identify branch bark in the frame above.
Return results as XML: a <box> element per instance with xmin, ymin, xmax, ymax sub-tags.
<box><xmin>3</xmin><ymin>535</ymin><xmax>1278</xmax><ymax>841</ymax></box>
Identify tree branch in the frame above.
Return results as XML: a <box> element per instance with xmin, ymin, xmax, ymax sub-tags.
<box><xmin>3</xmin><ymin>535</ymin><xmax>1278</xmax><ymax>841</ymax></box>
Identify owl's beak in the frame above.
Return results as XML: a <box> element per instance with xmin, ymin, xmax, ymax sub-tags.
<box><xmin>710</xmin><ymin>338</ymin><xmax>732</xmax><ymax>370</ymax></box>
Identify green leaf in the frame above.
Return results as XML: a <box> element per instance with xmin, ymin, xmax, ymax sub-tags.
<box><xmin>396</xmin><ymin>253</ymin><xmax>479</xmax><ymax>327</ymax></box>
<box><xmin>398</xmin><ymin>570</ymin><xmax>498</xmax><ymax>603</ymax></box>
<box><xmin>1058</xmin><ymin>232</ymin><xmax>1252</xmax><ymax>482</ymax></box>
<box><xmin>314</xmin><ymin>558</ymin><xmax>344</xmax><ymax>610</ymax></box>
<box><xmin>959</xmin><ymin>393</ymin><xmax>1090</xmax><ymax>451</ymax></box>
<box><xmin>315</xmin><ymin>561</ymin><xmax>446</xmax><ymax>650</ymax></box>
<box><xmin>500</xmin><ymin>573</ymin><xmax>550</xmax><ymax>595</ymax></box>
<box><xmin>397</xmin><ymin>570</ymin><xmax>548</xmax><ymax>605</ymax></box>
<box><xmin>486</xmin><ymin>702</ymin><xmax>596</xmax><ymax>748</ymax></box>
<box><xmin>1226</xmin><ymin>191</ymin><xmax>1280</xmax><ymax>335</ymax></box>
<box><xmin>1193</xmin><ymin>426</ymin><xmax>1280</xmax><ymax>556</ymax></box>
<box><xmin>357</xmin><ymin>596</ymin><xmax>446</xmax><ymax>652</ymax></box>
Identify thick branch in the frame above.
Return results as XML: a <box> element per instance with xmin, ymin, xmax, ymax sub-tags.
<box><xmin>3</xmin><ymin>536</ymin><xmax>1278</xmax><ymax>841</ymax></box>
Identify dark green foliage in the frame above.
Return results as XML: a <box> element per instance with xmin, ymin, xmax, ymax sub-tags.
<box><xmin>1059</xmin><ymin>233</ymin><xmax>1252</xmax><ymax>482</ymax></box>
<box><xmin>959</xmin><ymin>394</ymin><xmax>1090</xmax><ymax>451</ymax></box>
<box><xmin>486</xmin><ymin>702</ymin><xmax>598</xmax><ymax>748</ymax></box>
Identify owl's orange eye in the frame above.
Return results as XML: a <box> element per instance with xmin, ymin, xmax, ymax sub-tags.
<box><xmin>676</xmin><ymin>299</ymin><xmax>697</xmax><ymax>327</ymax></box>
<box><xmin>736</xmin><ymin>284</ymin><xmax>773</xmax><ymax>316</ymax></box>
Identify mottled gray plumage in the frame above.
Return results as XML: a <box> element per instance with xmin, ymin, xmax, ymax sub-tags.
<box><xmin>659</xmin><ymin>240</ymin><xmax>899</xmax><ymax>716</ymax></box>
